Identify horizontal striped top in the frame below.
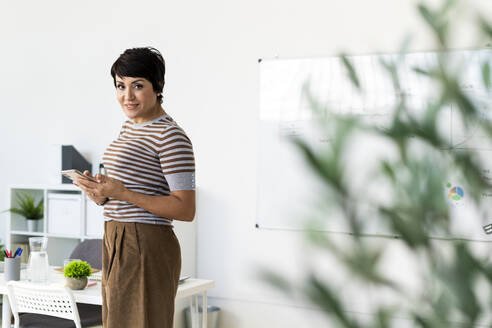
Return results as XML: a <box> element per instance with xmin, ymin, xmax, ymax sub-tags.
<box><xmin>102</xmin><ymin>114</ymin><xmax>195</xmax><ymax>226</ymax></box>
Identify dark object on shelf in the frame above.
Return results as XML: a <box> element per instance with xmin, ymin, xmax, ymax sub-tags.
<box><xmin>61</xmin><ymin>145</ymin><xmax>92</xmax><ymax>184</ymax></box>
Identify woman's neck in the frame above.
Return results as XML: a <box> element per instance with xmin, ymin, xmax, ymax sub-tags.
<box><xmin>134</xmin><ymin>104</ymin><xmax>166</xmax><ymax>124</ymax></box>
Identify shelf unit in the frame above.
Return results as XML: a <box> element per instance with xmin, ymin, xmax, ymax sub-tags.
<box><xmin>6</xmin><ymin>184</ymin><xmax>105</xmax><ymax>266</ymax></box>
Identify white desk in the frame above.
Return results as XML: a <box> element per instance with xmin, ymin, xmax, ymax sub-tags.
<box><xmin>0</xmin><ymin>268</ymin><xmax>214</xmax><ymax>328</ymax></box>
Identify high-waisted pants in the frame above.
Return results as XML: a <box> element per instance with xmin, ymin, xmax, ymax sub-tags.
<box><xmin>102</xmin><ymin>221</ymin><xmax>182</xmax><ymax>328</ymax></box>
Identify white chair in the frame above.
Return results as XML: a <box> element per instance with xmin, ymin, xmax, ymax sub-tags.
<box><xmin>7</xmin><ymin>281</ymin><xmax>82</xmax><ymax>328</ymax></box>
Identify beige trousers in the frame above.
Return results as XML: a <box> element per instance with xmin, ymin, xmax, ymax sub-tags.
<box><xmin>102</xmin><ymin>221</ymin><xmax>181</xmax><ymax>328</ymax></box>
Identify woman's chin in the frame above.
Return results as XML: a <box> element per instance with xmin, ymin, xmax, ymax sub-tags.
<box><xmin>124</xmin><ymin>109</ymin><xmax>140</xmax><ymax>118</ymax></box>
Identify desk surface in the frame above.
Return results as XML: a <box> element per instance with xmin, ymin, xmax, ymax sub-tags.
<box><xmin>0</xmin><ymin>268</ymin><xmax>214</xmax><ymax>305</ymax></box>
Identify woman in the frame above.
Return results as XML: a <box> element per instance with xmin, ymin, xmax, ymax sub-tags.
<box><xmin>74</xmin><ymin>47</ymin><xmax>196</xmax><ymax>328</ymax></box>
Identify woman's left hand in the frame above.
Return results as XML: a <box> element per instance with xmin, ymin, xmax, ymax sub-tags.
<box><xmin>74</xmin><ymin>173</ymin><xmax>127</xmax><ymax>201</ymax></box>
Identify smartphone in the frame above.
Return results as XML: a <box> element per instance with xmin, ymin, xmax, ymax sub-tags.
<box><xmin>61</xmin><ymin>169</ymin><xmax>98</xmax><ymax>183</ymax></box>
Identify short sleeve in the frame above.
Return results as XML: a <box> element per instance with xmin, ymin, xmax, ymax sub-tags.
<box><xmin>158</xmin><ymin>127</ymin><xmax>196</xmax><ymax>191</ymax></box>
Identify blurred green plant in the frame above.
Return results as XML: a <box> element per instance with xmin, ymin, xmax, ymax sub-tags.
<box><xmin>63</xmin><ymin>260</ymin><xmax>92</xmax><ymax>278</ymax></box>
<box><xmin>259</xmin><ymin>0</ymin><xmax>492</xmax><ymax>327</ymax></box>
<box><xmin>0</xmin><ymin>242</ymin><xmax>5</xmax><ymax>262</ymax></box>
<box><xmin>2</xmin><ymin>192</ymin><xmax>43</xmax><ymax>221</ymax></box>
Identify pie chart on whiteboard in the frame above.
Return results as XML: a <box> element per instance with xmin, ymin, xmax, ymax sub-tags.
<box><xmin>447</xmin><ymin>183</ymin><xmax>464</xmax><ymax>201</ymax></box>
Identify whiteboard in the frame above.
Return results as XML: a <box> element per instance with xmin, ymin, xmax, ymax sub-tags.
<box><xmin>257</xmin><ymin>49</ymin><xmax>492</xmax><ymax>241</ymax></box>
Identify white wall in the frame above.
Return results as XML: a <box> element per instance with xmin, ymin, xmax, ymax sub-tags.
<box><xmin>1</xmin><ymin>0</ymin><xmax>492</xmax><ymax>327</ymax></box>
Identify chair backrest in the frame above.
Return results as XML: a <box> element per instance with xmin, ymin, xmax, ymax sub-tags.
<box><xmin>70</xmin><ymin>239</ymin><xmax>102</xmax><ymax>270</ymax></box>
<box><xmin>7</xmin><ymin>281</ymin><xmax>82</xmax><ymax>328</ymax></box>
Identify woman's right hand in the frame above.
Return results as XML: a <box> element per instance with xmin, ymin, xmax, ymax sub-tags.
<box><xmin>74</xmin><ymin>170</ymin><xmax>108</xmax><ymax>205</ymax></box>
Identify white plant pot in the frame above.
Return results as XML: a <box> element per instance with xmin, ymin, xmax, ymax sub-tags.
<box><xmin>26</xmin><ymin>220</ymin><xmax>39</xmax><ymax>232</ymax></box>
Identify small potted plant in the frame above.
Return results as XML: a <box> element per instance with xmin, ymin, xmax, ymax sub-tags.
<box><xmin>3</xmin><ymin>192</ymin><xmax>44</xmax><ymax>232</ymax></box>
<box><xmin>63</xmin><ymin>260</ymin><xmax>92</xmax><ymax>290</ymax></box>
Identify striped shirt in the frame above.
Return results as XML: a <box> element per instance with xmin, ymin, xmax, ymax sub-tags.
<box><xmin>102</xmin><ymin>114</ymin><xmax>195</xmax><ymax>226</ymax></box>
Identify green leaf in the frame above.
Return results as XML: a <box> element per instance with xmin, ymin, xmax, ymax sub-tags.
<box><xmin>341</xmin><ymin>54</ymin><xmax>361</xmax><ymax>90</ymax></box>
<box><xmin>417</xmin><ymin>3</ymin><xmax>447</xmax><ymax>46</ymax></box>
<box><xmin>291</xmin><ymin>137</ymin><xmax>345</xmax><ymax>195</ymax></box>
<box><xmin>304</xmin><ymin>274</ymin><xmax>359</xmax><ymax>328</ymax></box>
<box><xmin>439</xmin><ymin>0</ymin><xmax>457</xmax><ymax>17</ymax></box>
<box><xmin>483</xmin><ymin>61</ymin><xmax>491</xmax><ymax>89</ymax></box>
<box><xmin>418</xmin><ymin>4</ymin><xmax>437</xmax><ymax>32</ymax></box>
<box><xmin>370</xmin><ymin>308</ymin><xmax>395</xmax><ymax>328</ymax></box>
<box><xmin>256</xmin><ymin>268</ymin><xmax>293</xmax><ymax>295</ymax></box>
<box><xmin>479</xmin><ymin>17</ymin><xmax>492</xmax><ymax>38</ymax></box>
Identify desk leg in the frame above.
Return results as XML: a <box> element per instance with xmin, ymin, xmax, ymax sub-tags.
<box><xmin>189</xmin><ymin>295</ymin><xmax>197</xmax><ymax>328</ymax></box>
<box><xmin>2</xmin><ymin>294</ymin><xmax>11</xmax><ymax>328</ymax></box>
<box><xmin>194</xmin><ymin>295</ymin><xmax>199</xmax><ymax>327</ymax></box>
<box><xmin>202</xmin><ymin>291</ymin><xmax>207</xmax><ymax>328</ymax></box>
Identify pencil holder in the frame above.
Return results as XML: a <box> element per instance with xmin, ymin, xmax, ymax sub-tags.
<box><xmin>5</xmin><ymin>257</ymin><xmax>21</xmax><ymax>281</ymax></box>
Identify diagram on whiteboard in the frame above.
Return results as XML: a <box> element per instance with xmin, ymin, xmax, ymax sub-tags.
<box><xmin>447</xmin><ymin>183</ymin><xmax>465</xmax><ymax>203</ymax></box>
<box><xmin>257</xmin><ymin>49</ymin><xmax>492</xmax><ymax>240</ymax></box>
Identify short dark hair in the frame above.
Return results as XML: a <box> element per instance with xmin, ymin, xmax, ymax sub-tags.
<box><xmin>110</xmin><ymin>47</ymin><xmax>165</xmax><ymax>104</ymax></box>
